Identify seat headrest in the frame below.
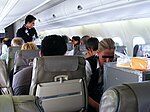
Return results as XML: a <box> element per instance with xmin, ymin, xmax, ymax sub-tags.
<box><xmin>79</xmin><ymin>45</ymin><xmax>86</xmax><ymax>52</ymax></box>
<box><xmin>115</xmin><ymin>46</ymin><xmax>127</xmax><ymax>55</ymax></box>
<box><xmin>0</xmin><ymin>60</ymin><xmax>9</xmax><ymax>88</ymax></box>
<box><xmin>16</xmin><ymin>50</ymin><xmax>39</xmax><ymax>59</ymax></box>
<box><xmin>8</xmin><ymin>46</ymin><xmax>21</xmax><ymax>58</ymax></box>
<box><xmin>66</xmin><ymin>43</ymin><xmax>73</xmax><ymax>51</ymax></box>
<box><xmin>124</xmin><ymin>81</ymin><xmax>150</xmax><ymax>112</ymax></box>
<box><xmin>100</xmin><ymin>89</ymin><xmax>118</xmax><ymax>112</ymax></box>
<box><xmin>34</xmin><ymin>56</ymin><xmax>85</xmax><ymax>72</ymax></box>
<box><xmin>100</xmin><ymin>84</ymin><xmax>138</xmax><ymax>112</ymax></box>
<box><xmin>100</xmin><ymin>81</ymin><xmax>150</xmax><ymax>112</ymax></box>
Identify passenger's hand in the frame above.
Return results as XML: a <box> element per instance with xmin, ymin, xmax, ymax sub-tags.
<box><xmin>88</xmin><ymin>97</ymin><xmax>99</xmax><ymax>112</ymax></box>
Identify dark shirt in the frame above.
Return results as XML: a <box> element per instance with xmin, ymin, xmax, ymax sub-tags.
<box><xmin>86</xmin><ymin>55</ymin><xmax>103</xmax><ymax>112</ymax></box>
<box><xmin>16</xmin><ymin>25</ymin><xmax>37</xmax><ymax>43</ymax></box>
<box><xmin>86</xmin><ymin>55</ymin><xmax>103</xmax><ymax>103</ymax></box>
<box><xmin>12</xmin><ymin>66</ymin><xmax>32</xmax><ymax>95</ymax></box>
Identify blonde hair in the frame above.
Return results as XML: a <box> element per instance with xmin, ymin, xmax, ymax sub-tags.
<box><xmin>21</xmin><ymin>42</ymin><xmax>38</xmax><ymax>50</ymax></box>
<box><xmin>98</xmin><ymin>38</ymin><xmax>115</xmax><ymax>51</ymax></box>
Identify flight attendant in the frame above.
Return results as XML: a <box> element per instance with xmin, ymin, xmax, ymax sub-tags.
<box><xmin>16</xmin><ymin>15</ymin><xmax>38</xmax><ymax>43</ymax></box>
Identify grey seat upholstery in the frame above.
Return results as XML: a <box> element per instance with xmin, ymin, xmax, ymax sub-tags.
<box><xmin>0</xmin><ymin>43</ymin><xmax>2</xmax><ymax>55</ymax></box>
<box><xmin>30</xmin><ymin>56</ymin><xmax>88</xmax><ymax>112</ymax></box>
<box><xmin>6</xmin><ymin>46</ymin><xmax>21</xmax><ymax>74</ymax></box>
<box><xmin>0</xmin><ymin>95</ymin><xmax>43</xmax><ymax>112</ymax></box>
<box><xmin>133</xmin><ymin>45</ymin><xmax>139</xmax><ymax>57</ymax></box>
<box><xmin>115</xmin><ymin>46</ymin><xmax>127</xmax><ymax>55</ymax></box>
<box><xmin>14</xmin><ymin>50</ymin><xmax>39</xmax><ymax>74</ymax></box>
<box><xmin>74</xmin><ymin>45</ymin><xmax>86</xmax><ymax>56</ymax></box>
<box><xmin>99</xmin><ymin>81</ymin><xmax>150</xmax><ymax>112</ymax></box>
<box><xmin>134</xmin><ymin>44</ymin><xmax>150</xmax><ymax>57</ymax></box>
<box><xmin>0</xmin><ymin>60</ymin><xmax>12</xmax><ymax>94</ymax></box>
<box><xmin>66</xmin><ymin>43</ymin><xmax>73</xmax><ymax>51</ymax></box>
<box><xmin>80</xmin><ymin>44</ymin><xmax>86</xmax><ymax>56</ymax></box>
<box><xmin>114</xmin><ymin>46</ymin><xmax>127</xmax><ymax>61</ymax></box>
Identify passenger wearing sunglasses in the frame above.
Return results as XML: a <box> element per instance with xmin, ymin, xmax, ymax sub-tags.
<box><xmin>86</xmin><ymin>38</ymin><xmax>115</xmax><ymax>112</ymax></box>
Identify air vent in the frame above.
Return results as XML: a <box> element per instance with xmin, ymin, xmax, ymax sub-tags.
<box><xmin>52</xmin><ymin>14</ymin><xmax>56</xmax><ymax>18</ymax></box>
<box><xmin>77</xmin><ymin>5</ymin><xmax>83</xmax><ymax>10</ymax></box>
<box><xmin>38</xmin><ymin>19</ymin><xmax>41</xmax><ymax>22</ymax></box>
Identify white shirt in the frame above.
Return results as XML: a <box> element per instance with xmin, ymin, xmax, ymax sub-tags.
<box><xmin>65</xmin><ymin>49</ymin><xmax>74</xmax><ymax>56</ymax></box>
<box><xmin>0</xmin><ymin>44</ymin><xmax>8</xmax><ymax>60</ymax></box>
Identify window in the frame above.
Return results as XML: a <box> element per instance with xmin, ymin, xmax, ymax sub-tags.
<box><xmin>133</xmin><ymin>37</ymin><xmax>145</xmax><ymax>47</ymax></box>
<box><xmin>112</xmin><ymin>37</ymin><xmax>123</xmax><ymax>46</ymax></box>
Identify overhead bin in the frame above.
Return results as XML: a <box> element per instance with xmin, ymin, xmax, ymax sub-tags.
<box><xmin>14</xmin><ymin>0</ymin><xmax>150</xmax><ymax>31</ymax></box>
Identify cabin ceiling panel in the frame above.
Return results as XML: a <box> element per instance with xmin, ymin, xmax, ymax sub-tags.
<box><xmin>35</xmin><ymin>0</ymin><xmax>150</xmax><ymax>31</ymax></box>
<box><xmin>101</xmin><ymin>0</ymin><xmax>122</xmax><ymax>5</ymax></box>
<box><xmin>0</xmin><ymin>0</ymin><xmax>8</xmax><ymax>14</ymax></box>
<box><xmin>0</xmin><ymin>0</ymin><xmax>65</xmax><ymax>32</ymax></box>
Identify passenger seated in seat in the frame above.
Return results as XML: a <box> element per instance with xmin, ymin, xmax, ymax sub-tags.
<box><xmin>85</xmin><ymin>37</ymin><xmax>99</xmax><ymax>58</ymax></box>
<box><xmin>12</xmin><ymin>35</ymin><xmax>67</xmax><ymax>95</ymax></box>
<box><xmin>21</xmin><ymin>42</ymin><xmax>38</xmax><ymax>50</ymax></box>
<box><xmin>11</xmin><ymin>37</ymin><xmax>25</xmax><ymax>47</ymax></box>
<box><xmin>0</xmin><ymin>37</ymin><xmax>24</xmax><ymax>60</ymax></box>
<box><xmin>72</xmin><ymin>36</ymin><xmax>81</xmax><ymax>55</ymax></box>
<box><xmin>80</xmin><ymin>35</ymin><xmax>91</xmax><ymax>45</ymax></box>
<box><xmin>86</xmin><ymin>38</ymin><xmax>115</xmax><ymax>112</ymax></box>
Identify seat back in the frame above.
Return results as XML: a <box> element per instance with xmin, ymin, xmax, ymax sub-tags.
<box><xmin>14</xmin><ymin>50</ymin><xmax>39</xmax><ymax>74</ymax></box>
<box><xmin>30</xmin><ymin>56</ymin><xmax>88</xmax><ymax>112</ymax></box>
<box><xmin>133</xmin><ymin>45</ymin><xmax>139</xmax><ymax>57</ymax></box>
<box><xmin>100</xmin><ymin>81</ymin><xmax>150</xmax><ymax>112</ymax></box>
<box><xmin>74</xmin><ymin>45</ymin><xmax>86</xmax><ymax>56</ymax></box>
<box><xmin>134</xmin><ymin>44</ymin><xmax>150</xmax><ymax>57</ymax></box>
<box><xmin>115</xmin><ymin>46</ymin><xmax>127</xmax><ymax>55</ymax></box>
<box><xmin>0</xmin><ymin>43</ymin><xmax>2</xmax><ymax>55</ymax></box>
<box><xmin>0</xmin><ymin>95</ymin><xmax>43</xmax><ymax>112</ymax></box>
<box><xmin>114</xmin><ymin>46</ymin><xmax>127</xmax><ymax>61</ymax></box>
<box><xmin>66</xmin><ymin>43</ymin><xmax>73</xmax><ymax>51</ymax></box>
<box><xmin>6</xmin><ymin>46</ymin><xmax>21</xmax><ymax>73</ymax></box>
<box><xmin>0</xmin><ymin>60</ymin><xmax>12</xmax><ymax>94</ymax></box>
<box><xmin>79</xmin><ymin>44</ymin><xmax>86</xmax><ymax>56</ymax></box>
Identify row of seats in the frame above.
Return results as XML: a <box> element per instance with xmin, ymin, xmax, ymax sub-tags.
<box><xmin>6</xmin><ymin>44</ymin><xmax>86</xmax><ymax>75</ymax></box>
<box><xmin>0</xmin><ymin>52</ymin><xmax>88</xmax><ymax>111</ymax></box>
<box><xmin>5</xmin><ymin>43</ymin><xmax>150</xmax><ymax>75</ymax></box>
<box><xmin>1</xmin><ymin>45</ymin><xmax>150</xmax><ymax>112</ymax></box>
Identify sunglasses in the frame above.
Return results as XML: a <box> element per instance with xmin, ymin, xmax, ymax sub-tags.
<box><xmin>102</xmin><ymin>56</ymin><xmax>114</xmax><ymax>59</ymax></box>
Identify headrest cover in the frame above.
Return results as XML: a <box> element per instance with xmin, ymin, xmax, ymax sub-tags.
<box><xmin>36</xmin><ymin>56</ymin><xmax>85</xmax><ymax>72</ymax></box>
<box><xmin>125</xmin><ymin>81</ymin><xmax>150</xmax><ymax>112</ymax></box>
<box><xmin>16</xmin><ymin>50</ymin><xmax>39</xmax><ymax>59</ymax></box>
<box><xmin>8</xmin><ymin>46</ymin><xmax>21</xmax><ymax>58</ymax></box>
<box><xmin>100</xmin><ymin>89</ymin><xmax>118</xmax><ymax>112</ymax></box>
